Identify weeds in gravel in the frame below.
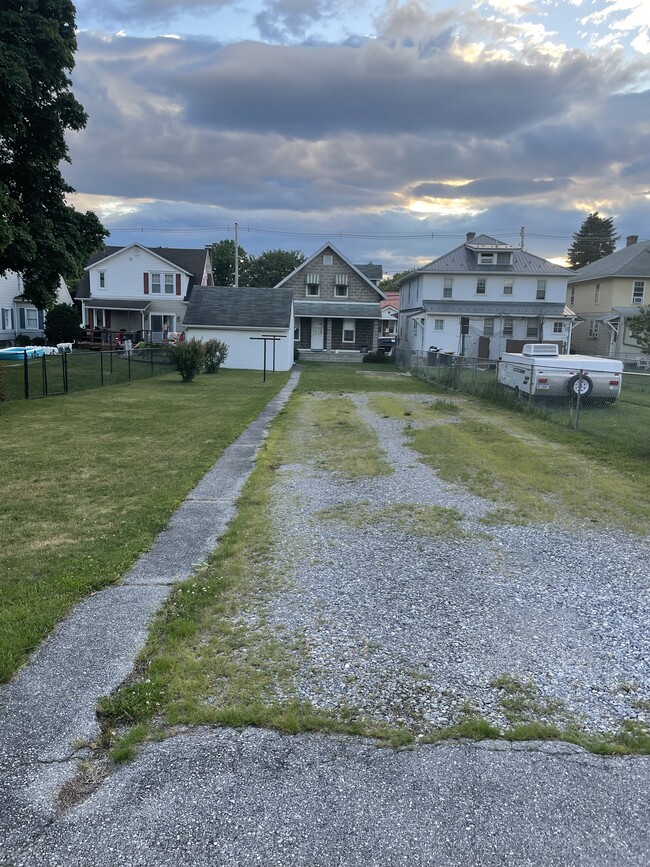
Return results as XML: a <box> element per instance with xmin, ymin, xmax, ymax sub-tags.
<box><xmin>368</xmin><ymin>394</ymin><xmax>460</xmax><ymax>421</ymax></box>
<box><xmin>316</xmin><ymin>501</ymin><xmax>467</xmax><ymax>538</ymax></box>
<box><xmin>296</xmin><ymin>362</ymin><xmax>431</xmax><ymax>396</ymax></box>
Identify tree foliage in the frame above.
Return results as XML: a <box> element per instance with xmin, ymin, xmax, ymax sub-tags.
<box><xmin>628</xmin><ymin>305</ymin><xmax>650</xmax><ymax>355</ymax></box>
<box><xmin>245</xmin><ymin>248</ymin><xmax>305</xmax><ymax>287</ymax></box>
<box><xmin>211</xmin><ymin>241</ymin><xmax>304</xmax><ymax>287</ymax></box>
<box><xmin>44</xmin><ymin>303</ymin><xmax>81</xmax><ymax>345</ymax></box>
<box><xmin>378</xmin><ymin>269</ymin><xmax>414</xmax><ymax>293</ymax></box>
<box><xmin>211</xmin><ymin>240</ymin><xmax>250</xmax><ymax>286</ymax></box>
<box><xmin>0</xmin><ymin>0</ymin><xmax>108</xmax><ymax>309</ymax></box>
<box><xmin>567</xmin><ymin>212</ymin><xmax>619</xmax><ymax>270</ymax></box>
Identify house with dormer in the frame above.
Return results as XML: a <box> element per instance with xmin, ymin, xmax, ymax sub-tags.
<box><xmin>275</xmin><ymin>243</ymin><xmax>386</xmax><ymax>359</ymax></box>
<box><xmin>74</xmin><ymin>244</ymin><xmax>213</xmax><ymax>342</ymax></box>
<box><xmin>567</xmin><ymin>235</ymin><xmax>649</xmax><ymax>360</ymax></box>
<box><xmin>397</xmin><ymin>233</ymin><xmax>575</xmax><ymax>360</ymax></box>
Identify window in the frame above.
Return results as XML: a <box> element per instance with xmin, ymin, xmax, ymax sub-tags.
<box><xmin>588</xmin><ymin>320</ymin><xmax>600</xmax><ymax>338</ymax></box>
<box><xmin>335</xmin><ymin>286</ymin><xmax>348</xmax><ymax>297</ymax></box>
<box><xmin>633</xmin><ymin>281</ymin><xmax>645</xmax><ymax>304</ymax></box>
<box><xmin>306</xmin><ymin>274</ymin><xmax>320</xmax><ymax>296</ymax></box>
<box><xmin>99</xmin><ymin>271</ymin><xmax>105</xmax><ymax>289</ymax></box>
<box><xmin>503</xmin><ymin>279</ymin><xmax>513</xmax><ymax>295</ymax></box>
<box><xmin>496</xmin><ymin>252</ymin><xmax>512</xmax><ymax>265</ymax></box>
<box><xmin>536</xmin><ymin>280</ymin><xmax>547</xmax><ymax>300</ymax></box>
<box><xmin>503</xmin><ymin>317</ymin><xmax>513</xmax><ymax>336</ymax></box>
<box><xmin>594</xmin><ymin>283</ymin><xmax>600</xmax><ymax>304</ymax></box>
<box><xmin>569</xmin><ymin>286</ymin><xmax>575</xmax><ymax>305</ymax></box>
<box><xmin>483</xmin><ymin>318</ymin><xmax>494</xmax><ymax>336</ymax></box>
<box><xmin>553</xmin><ymin>321</ymin><xmax>564</xmax><ymax>334</ymax></box>
<box><xmin>95</xmin><ymin>310</ymin><xmax>105</xmax><ymax>327</ymax></box>
<box><xmin>323</xmin><ymin>255</ymin><xmax>333</xmax><ymax>266</ymax></box>
<box><xmin>479</xmin><ymin>253</ymin><xmax>494</xmax><ymax>264</ymax></box>
<box><xmin>443</xmin><ymin>278</ymin><xmax>453</xmax><ymax>299</ymax></box>
<box><xmin>526</xmin><ymin>319</ymin><xmax>539</xmax><ymax>338</ymax></box>
<box><xmin>25</xmin><ymin>308</ymin><xmax>38</xmax><ymax>328</ymax></box>
<box><xmin>151</xmin><ymin>273</ymin><xmax>161</xmax><ymax>294</ymax></box>
<box><xmin>294</xmin><ymin>318</ymin><xmax>301</xmax><ymax>342</ymax></box>
<box><xmin>434</xmin><ymin>319</ymin><xmax>444</xmax><ymax>331</ymax></box>
<box><xmin>342</xmin><ymin>318</ymin><xmax>355</xmax><ymax>343</ymax></box>
<box><xmin>164</xmin><ymin>274</ymin><xmax>174</xmax><ymax>294</ymax></box>
<box><xmin>1</xmin><ymin>308</ymin><xmax>14</xmax><ymax>330</ymax></box>
<box><xmin>335</xmin><ymin>274</ymin><xmax>348</xmax><ymax>297</ymax></box>
<box><xmin>411</xmin><ymin>319</ymin><xmax>417</xmax><ymax>336</ymax></box>
<box><xmin>476</xmin><ymin>278</ymin><xmax>486</xmax><ymax>295</ymax></box>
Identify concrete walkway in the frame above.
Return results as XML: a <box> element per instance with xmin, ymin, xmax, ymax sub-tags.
<box><xmin>1</xmin><ymin>370</ymin><xmax>649</xmax><ymax>866</ymax></box>
<box><xmin>0</xmin><ymin>370</ymin><xmax>301</xmax><ymax>859</ymax></box>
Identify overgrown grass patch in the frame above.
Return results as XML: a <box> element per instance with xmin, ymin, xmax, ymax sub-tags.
<box><xmin>316</xmin><ymin>501</ymin><xmax>467</xmax><ymax>538</ymax></box>
<box><xmin>296</xmin><ymin>361</ymin><xmax>431</xmax><ymax>396</ymax></box>
<box><xmin>368</xmin><ymin>394</ymin><xmax>461</xmax><ymax>421</ymax></box>
<box><xmin>0</xmin><ymin>369</ymin><xmax>289</xmax><ymax>682</ymax></box>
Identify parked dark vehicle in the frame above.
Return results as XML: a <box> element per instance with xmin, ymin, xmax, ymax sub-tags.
<box><xmin>378</xmin><ymin>336</ymin><xmax>396</xmax><ymax>353</ymax></box>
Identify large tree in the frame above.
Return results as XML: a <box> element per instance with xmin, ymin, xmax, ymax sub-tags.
<box><xmin>245</xmin><ymin>248</ymin><xmax>305</xmax><ymax>287</ymax></box>
<box><xmin>211</xmin><ymin>239</ymin><xmax>250</xmax><ymax>286</ymax></box>
<box><xmin>628</xmin><ymin>305</ymin><xmax>650</xmax><ymax>355</ymax></box>
<box><xmin>378</xmin><ymin>269</ymin><xmax>415</xmax><ymax>293</ymax></box>
<box><xmin>567</xmin><ymin>212</ymin><xmax>619</xmax><ymax>270</ymax></box>
<box><xmin>0</xmin><ymin>0</ymin><xmax>107</xmax><ymax>309</ymax></box>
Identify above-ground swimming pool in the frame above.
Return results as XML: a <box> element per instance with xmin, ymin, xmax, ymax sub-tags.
<box><xmin>0</xmin><ymin>346</ymin><xmax>60</xmax><ymax>361</ymax></box>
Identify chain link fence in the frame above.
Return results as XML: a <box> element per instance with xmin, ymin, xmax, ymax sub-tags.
<box><xmin>0</xmin><ymin>348</ymin><xmax>172</xmax><ymax>402</ymax></box>
<box><xmin>395</xmin><ymin>348</ymin><xmax>650</xmax><ymax>459</ymax></box>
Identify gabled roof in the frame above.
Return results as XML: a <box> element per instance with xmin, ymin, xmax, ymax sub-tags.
<box><xmin>74</xmin><ymin>244</ymin><xmax>211</xmax><ymax>300</ymax></box>
<box><xmin>184</xmin><ymin>287</ymin><xmax>293</xmax><ymax>330</ymax></box>
<box><xmin>398</xmin><ymin>234</ymin><xmax>572</xmax><ymax>281</ymax></box>
<box><xmin>355</xmin><ymin>262</ymin><xmax>383</xmax><ymax>282</ymax></box>
<box><xmin>569</xmin><ymin>239</ymin><xmax>650</xmax><ymax>283</ymax></box>
<box><xmin>275</xmin><ymin>242</ymin><xmax>386</xmax><ymax>299</ymax></box>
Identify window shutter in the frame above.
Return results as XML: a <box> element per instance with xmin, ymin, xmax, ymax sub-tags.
<box><xmin>19</xmin><ymin>308</ymin><xmax>25</xmax><ymax>330</ymax></box>
<box><xmin>144</xmin><ymin>273</ymin><xmax>149</xmax><ymax>295</ymax></box>
<box><xmin>38</xmin><ymin>310</ymin><xmax>45</xmax><ymax>329</ymax></box>
<box><xmin>176</xmin><ymin>274</ymin><xmax>181</xmax><ymax>296</ymax></box>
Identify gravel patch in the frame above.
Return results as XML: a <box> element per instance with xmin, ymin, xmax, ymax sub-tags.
<box><xmin>268</xmin><ymin>392</ymin><xmax>650</xmax><ymax>734</ymax></box>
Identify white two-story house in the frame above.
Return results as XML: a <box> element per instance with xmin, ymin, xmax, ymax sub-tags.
<box><xmin>397</xmin><ymin>233</ymin><xmax>575</xmax><ymax>360</ymax></box>
<box><xmin>74</xmin><ymin>244</ymin><xmax>213</xmax><ymax>342</ymax></box>
<box><xmin>0</xmin><ymin>271</ymin><xmax>72</xmax><ymax>346</ymax></box>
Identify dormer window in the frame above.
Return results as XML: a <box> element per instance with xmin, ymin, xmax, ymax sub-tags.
<box><xmin>479</xmin><ymin>253</ymin><xmax>495</xmax><ymax>265</ymax></box>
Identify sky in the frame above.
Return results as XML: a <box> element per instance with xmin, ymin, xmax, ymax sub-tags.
<box><xmin>66</xmin><ymin>0</ymin><xmax>650</xmax><ymax>273</ymax></box>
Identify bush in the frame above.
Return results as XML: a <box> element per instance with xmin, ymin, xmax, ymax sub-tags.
<box><xmin>204</xmin><ymin>339</ymin><xmax>229</xmax><ymax>373</ymax></box>
<box><xmin>362</xmin><ymin>351</ymin><xmax>393</xmax><ymax>364</ymax></box>
<box><xmin>168</xmin><ymin>339</ymin><xmax>205</xmax><ymax>382</ymax></box>
<box><xmin>16</xmin><ymin>334</ymin><xmax>31</xmax><ymax>346</ymax></box>
<box><xmin>30</xmin><ymin>336</ymin><xmax>46</xmax><ymax>346</ymax></box>
<box><xmin>44</xmin><ymin>303</ymin><xmax>82</xmax><ymax>345</ymax></box>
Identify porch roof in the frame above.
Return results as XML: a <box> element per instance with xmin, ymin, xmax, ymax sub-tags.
<box><xmin>294</xmin><ymin>301</ymin><xmax>382</xmax><ymax>319</ymax></box>
<box><xmin>421</xmin><ymin>301</ymin><xmax>567</xmax><ymax>317</ymax></box>
<box><xmin>84</xmin><ymin>299</ymin><xmax>151</xmax><ymax>311</ymax></box>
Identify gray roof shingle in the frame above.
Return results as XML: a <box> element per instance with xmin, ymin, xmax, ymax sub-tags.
<box><xmin>294</xmin><ymin>301</ymin><xmax>382</xmax><ymax>319</ymax></box>
<box><xmin>569</xmin><ymin>239</ymin><xmax>650</xmax><ymax>282</ymax></box>
<box><xmin>415</xmin><ymin>234</ymin><xmax>572</xmax><ymax>277</ymax></box>
<box><xmin>185</xmin><ymin>287</ymin><xmax>293</xmax><ymax>329</ymax></box>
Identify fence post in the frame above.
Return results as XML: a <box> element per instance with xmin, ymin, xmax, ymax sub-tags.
<box><xmin>128</xmin><ymin>350</ymin><xmax>132</xmax><ymax>381</ymax></box>
<box><xmin>150</xmin><ymin>348</ymin><xmax>154</xmax><ymax>375</ymax></box>
<box><xmin>62</xmin><ymin>350</ymin><xmax>68</xmax><ymax>393</ymax></box>
<box><xmin>100</xmin><ymin>351</ymin><xmax>104</xmax><ymax>386</ymax></box>
<box><xmin>23</xmin><ymin>351</ymin><xmax>29</xmax><ymax>400</ymax></box>
<box><xmin>42</xmin><ymin>354</ymin><xmax>48</xmax><ymax>397</ymax></box>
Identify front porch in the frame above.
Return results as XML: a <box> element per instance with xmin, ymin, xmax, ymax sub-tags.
<box><xmin>297</xmin><ymin>348</ymin><xmax>367</xmax><ymax>363</ymax></box>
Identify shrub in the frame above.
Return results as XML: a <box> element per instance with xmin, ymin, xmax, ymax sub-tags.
<box><xmin>16</xmin><ymin>334</ymin><xmax>31</xmax><ymax>346</ymax></box>
<box><xmin>204</xmin><ymin>339</ymin><xmax>229</xmax><ymax>373</ymax></box>
<box><xmin>168</xmin><ymin>338</ymin><xmax>205</xmax><ymax>382</ymax></box>
<box><xmin>362</xmin><ymin>351</ymin><xmax>392</xmax><ymax>364</ymax></box>
<box><xmin>30</xmin><ymin>336</ymin><xmax>46</xmax><ymax>346</ymax></box>
<box><xmin>44</xmin><ymin>303</ymin><xmax>82</xmax><ymax>345</ymax></box>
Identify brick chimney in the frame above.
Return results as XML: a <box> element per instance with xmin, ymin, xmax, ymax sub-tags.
<box><xmin>626</xmin><ymin>235</ymin><xmax>638</xmax><ymax>247</ymax></box>
<box><xmin>466</xmin><ymin>232</ymin><xmax>476</xmax><ymax>242</ymax></box>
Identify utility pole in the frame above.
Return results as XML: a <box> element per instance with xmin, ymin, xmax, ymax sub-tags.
<box><xmin>520</xmin><ymin>226</ymin><xmax>525</xmax><ymax>250</ymax></box>
<box><xmin>234</xmin><ymin>222</ymin><xmax>239</xmax><ymax>287</ymax></box>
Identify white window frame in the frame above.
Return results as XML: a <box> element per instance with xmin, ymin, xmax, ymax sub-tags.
<box><xmin>443</xmin><ymin>278</ymin><xmax>453</xmax><ymax>299</ymax></box>
<box><xmin>99</xmin><ymin>271</ymin><xmax>106</xmax><ymax>289</ymax></box>
<box><xmin>434</xmin><ymin>319</ymin><xmax>444</xmax><ymax>331</ymax></box>
<box><xmin>151</xmin><ymin>273</ymin><xmax>161</xmax><ymax>294</ymax></box>
<box><xmin>553</xmin><ymin>321</ymin><xmax>564</xmax><ymax>334</ymax></box>
<box><xmin>503</xmin><ymin>317</ymin><xmax>513</xmax><ymax>336</ymax></box>
<box><xmin>479</xmin><ymin>253</ymin><xmax>495</xmax><ymax>264</ymax></box>
<box><xmin>632</xmin><ymin>281</ymin><xmax>645</xmax><ymax>304</ymax></box>
<box><xmin>588</xmin><ymin>320</ymin><xmax>600</xmax><ymax>338</ymax></box>
<box><xmin>335</xmin><ymin>285</ymin><xmax>348</xmax><ymax>298</ymax></box>
<box><xmin>294</xmin><ymin>318</ymin><xmax>301</xmax><ymax>342</ymax></box>
<box><xmin>569</xmin><ymin>287</ymin><xmax>575</xmax><ymax>305</ymax></box>
<box><xmin>25</xmin><ymin>308</ymin><xmax>39</xmax><ymax>329</ymax></box>
<box><xmin>503</xmin><ymin>279</ymin><xmax>513</xmax><ymax>295</ymax></box>
<box><xmin>536</xmin><ymin>279</ymin><xmax>547</xmax><ymax>300</ymax></box>
<box><xmin>476</xmin><ymin>278</ymin><xmax>486</xmax><ymax>295</ymax></box>
<box><xmin>342</xmin><ymin>318</ymin><xmax>355</xmax><ymax>343</ymax></box>
<box><xmin>95</xmin><ymin>309</ymin><xmax>105</xmax><ymax>328</ymax></box>
<box><xmin>483</xmin><ymin>317</ymin><xmax>494</xmax><ymax>336</ymax></box>
<box><xmin>1</xmin><ymin>308</ymin><xmax>14</xmax><ymax>330</ymax></box>
<box><xmin>164</xmin><ymin>273</ymin><xmax>174</xmax><ymax>295</ymax></box>
<box><xmin>594</xmin><ymin>283</ymin><xmax>600</xmax><ymax>304</ymax></box>
<box><xmin>306</xmin><ymin>284</ymin><xmax>320</xmax><ymax>297</ymax></box>
<box><xmin>323</xmin><ymin>255</ymin><xmax>333</xmax><ymax>266</ymax></box>
<box><xmin>526</xmin><ymin>319</ymin><xmax>539</xmax><ymax>338</ymax></box>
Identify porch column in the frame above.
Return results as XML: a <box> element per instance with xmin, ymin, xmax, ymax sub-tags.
<box><xmin>326</xmin><ymin>319</ymin><xmax>332</xmax><ymax>350</ymax></box>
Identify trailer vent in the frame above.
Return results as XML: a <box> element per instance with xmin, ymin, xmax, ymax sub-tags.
<box><xmin>522</xmin><ymin>343</ymin><xmax>559</xmax><ymax>357</ymax></box>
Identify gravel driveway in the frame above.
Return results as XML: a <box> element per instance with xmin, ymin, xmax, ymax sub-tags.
<box><xmin>268</xmin><ymin>392</ymin><xmax>650</xmax><ymax>736</ymax></box>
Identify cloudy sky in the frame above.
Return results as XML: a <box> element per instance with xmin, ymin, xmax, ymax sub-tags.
<box><xmin>66</xmin><ymin>0</ymin><xmax>650</xmax><ymax>272</ymax></box>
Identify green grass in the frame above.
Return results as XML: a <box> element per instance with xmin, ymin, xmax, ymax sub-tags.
<box><xmin>295</xmin><ymin>361</ymin><xmax>431</xmax><ymax>395</ymax></box>
<box><xmin>316</xmin><ymin>501</ymin><xmax>466</xmax><ymax>537</ymax></box>
<box><xmin>0</xmin><ymin>368</ymin><xmax>289</xmax><ymax>682</ymax></box>
<box><xmin>368</xmin><ymin>394</ymin><xmax>460</xmax><ymax>420</ymax></box>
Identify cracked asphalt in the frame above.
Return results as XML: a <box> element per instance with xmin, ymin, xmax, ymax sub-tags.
<box><xmin>1</xmin><ymin>370</ymin><xmax>649</xmax><ymax>866</ymax></box>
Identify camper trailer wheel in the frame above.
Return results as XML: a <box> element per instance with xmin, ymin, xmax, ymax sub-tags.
<box><xmin>567</xmin><ymin>374</ymin><xmax>593</xmax><ymax>399</ymax></box>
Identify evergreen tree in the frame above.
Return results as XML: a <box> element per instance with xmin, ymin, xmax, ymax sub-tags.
<box><xmin>0</xmin><ymin>0</ymin><xmax>108</xmax><ymax>308</ymax></box>
<box><xmin>567</xmin><ymin>212</ymin><xmax>619</xmax><ymax>270</ymax></box>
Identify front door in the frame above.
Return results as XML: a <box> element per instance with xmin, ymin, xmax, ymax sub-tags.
<box><xmin>151</xmin><ymin>314</ymin><xmax>175</xmax><ymax>342</ymax></box>
<box><xmin>311</xmin><ymin>317</ymin><xmax>324</xmax><ymax>350</ymax></box>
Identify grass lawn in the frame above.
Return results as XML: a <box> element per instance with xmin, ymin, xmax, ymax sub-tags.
<box><xmin>0</xmin><ymin>368</ymin><xmax>289</xmax><ymax>682</ymax></box>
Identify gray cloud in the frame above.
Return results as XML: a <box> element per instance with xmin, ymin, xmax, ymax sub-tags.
<box><xmin>77</xmin><ymin>0</ymin><xmax>235</xmax><ymax>25</ymax></box>
<box><xmin>411</xmin><ymin>178</ymin><xmax>569</xmax><ymax>200</ymax></box>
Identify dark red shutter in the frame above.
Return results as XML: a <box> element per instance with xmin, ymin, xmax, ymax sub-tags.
<box><xmin>176</xmin><ymin>274</ymin><xmax>181</xmax><ymax>296</ymax></box>
<box><xmin>88</xmin><ymin>309</ymin><xmax>94</xmax><ymax>328</ymax></box>
<box><xmin>144</xmin><ymin>273</ymin><xmax>149</xmax><ymax>295</ymax></box>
